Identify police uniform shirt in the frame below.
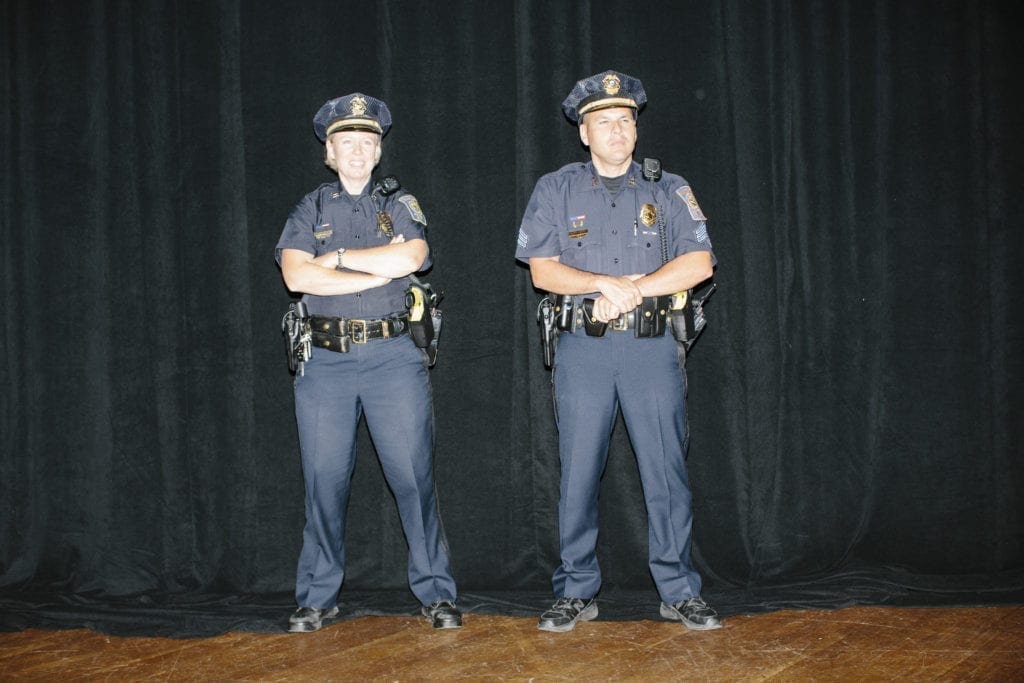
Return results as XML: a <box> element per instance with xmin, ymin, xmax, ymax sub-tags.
<box><xmin>515</xmin><ymin>161</ymin><xmax>714</xmax><ymax>291</ymax></box>
<box><xmin>276</xmin><ymin>180</ymin><xmax>430</xmax><ymax>318</ymax></box>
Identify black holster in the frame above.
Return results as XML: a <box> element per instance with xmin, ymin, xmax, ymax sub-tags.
<box><xmin>635</xmin><ymin>295</ymin><xmax>669</xmax><ymax>338</ymax></box>
<box><xmin>281</xmin><ymin>301</ymin><xmax>311</xmax><ymax>373</ymax></box>
<box><xmin>537</xmin><ymin>297</ymin><xmax>557</xmax><ymax>368</ymax></box>
<box><xmin>581</xmin><ymin>298</ymin><xmax>608</xmax><ymax>337</ymax></box>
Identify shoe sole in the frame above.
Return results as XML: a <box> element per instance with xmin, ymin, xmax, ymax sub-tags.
<box><xmin>431</xmin><ymin>618</ymin><xmax>463</xmax><ymax>629</ymax></box>
<box><xmin>659</xmin><ymin>603</ymin><xmax>723</xmax><ymax>631</ymax></box>
<box><xmin>421</xmin><ymin>607</ymin><xmax>464</xmax><ymax>629</ymax></box>
<box><xmin>537</xmin><ymin>602</ymin><xmax>599</xmax><ymax>632</ymax></box>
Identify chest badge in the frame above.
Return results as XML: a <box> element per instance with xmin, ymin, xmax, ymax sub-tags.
<box><xmin>377</xmin><ymin>210</ymin><xmax>394</xmax><ymax>237</ymax></box>
<box><xmin>640</xmin><ymin>204</ymin><xmax>657</xmax><ymax>227</ymax></box>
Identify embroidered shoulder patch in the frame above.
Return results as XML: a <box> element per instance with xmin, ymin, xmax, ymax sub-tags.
<box><xmin>398</xmin><ymin>194</ymin><xmax>427</xmax><ymax>226</ymax></box>
<box><xmin>676</xmin><ymin>185</ymin><xmax>708</xmax><ymax>221</ymax></box>
<box><xmin>695</xmin><ymin>222</ymin><xmax>710</xmax><ymax>244</ymax></box>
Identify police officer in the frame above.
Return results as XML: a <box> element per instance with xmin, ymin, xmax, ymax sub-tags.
<box><xmin>515</xmin><ymin>71</ymin><xmax>721</xmax><ymax>632</ymax></box>
<box><xmin>276</xmin><ymin>93</ymin><xmax>461</xmax><ymax>632</ymax></box>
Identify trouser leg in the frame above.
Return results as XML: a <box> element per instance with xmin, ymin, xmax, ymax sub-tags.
<box><xmin>551</xmin><ymin>333</ymin><xmax>619</xmax><ymax>599</ymax></box>
<box><xmin>293</xmin><ymin>351</ymin><xmax>360</xmax><ymax>609</ymax></box>
<box><xmin>616</xmin><ymin>333</ymin><xmax>702</xmax><ymax>603</ymax></box>
<box><xmin>361</xmin><ymin>337</ymin><xmax>457</xmax><ymax>605</ymax></box>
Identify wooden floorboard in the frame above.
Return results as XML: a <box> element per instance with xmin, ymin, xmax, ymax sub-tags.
<box><xmin>1</xmin><ymin>605</ymin><xmax>1022</xmax><ymax>681</ymax></box>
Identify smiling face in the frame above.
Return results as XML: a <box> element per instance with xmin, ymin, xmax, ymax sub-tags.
<box><xmin>578</xmin><ymin>106</ymin><xmax>638</xmax><ymax>177</ymax></box>
<box><xmin>324</xmin><ymin>129</ymin><xmax>382</xmax><ymax>192</ymax></box>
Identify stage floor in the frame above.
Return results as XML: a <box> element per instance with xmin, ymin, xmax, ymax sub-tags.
<box><xmin>1</xmin><ymin>605</ymin><xmax>1022</xmax><ymax>681</ymax></box>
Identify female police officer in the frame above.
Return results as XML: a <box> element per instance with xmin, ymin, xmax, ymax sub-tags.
<box><xmin>276</xmin><ymin>93</ymin><xmax>460</xmax><ymax>632</ymax></box>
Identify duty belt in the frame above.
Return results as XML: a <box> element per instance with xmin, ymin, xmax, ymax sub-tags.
<box><xmin>577</xmin><ymin>295</ymin><xmax>670</xmax><ymax>338</ymax></box>
<box><xmin>309</xmin><ymin>314</ymin><xmax>409</xmax><ymax>352</ymax></box>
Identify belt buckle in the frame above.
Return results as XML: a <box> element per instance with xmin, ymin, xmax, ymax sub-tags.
<box><xmin>612</xmin><ymin>313</ymin><xmax>629</xmax><ymax>331</ymax></box>
<box><xmin>350</xmin><ymin>319</ymin><xmax>367</xmax><ymax>344</ymax></box>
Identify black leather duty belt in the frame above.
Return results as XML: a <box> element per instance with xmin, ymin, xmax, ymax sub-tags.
<box><xmin>577</xmin><ymin>295</ymin><xmax>670</xmax><ymax>338</ymax></box>
<box><xmin>309</xmin><ymin>314</ymin><xmax>409</xmax><ymax>353</ymax></box>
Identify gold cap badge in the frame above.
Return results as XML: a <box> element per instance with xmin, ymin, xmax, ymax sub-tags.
<box><xmin>349</xmin><ymin>96</ymin><xmax>367</xmax><ymax>116</ymax></box>
<box><xmin>602</xmin><ymin>74</ymin><xmax>621</xmax><ymax>95</ymax></box>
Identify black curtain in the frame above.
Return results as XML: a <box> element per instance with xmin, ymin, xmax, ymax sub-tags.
<box><xmin>2</xmin><ymin>0</ymin><xmax>1021</xmax><ymax>636</ymax></box>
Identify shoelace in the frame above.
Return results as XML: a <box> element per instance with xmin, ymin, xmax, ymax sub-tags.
<box><xmin>682</xmin><ymin>597</ymin><xmax>714</xmax><ymax>616</ymax></box>
<box><xmin>550</xmin><ymin>598</ymin><xmax>584</xmax><ymax>614</ymax></box>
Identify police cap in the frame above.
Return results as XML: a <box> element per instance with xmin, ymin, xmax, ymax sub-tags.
<box><xmin>562</xmin><ymin>70</ymin><xmax>647</xmax><ymax>124</ymax></box>
<box><xmin>313</xmin><ymin>93</ymin><xmax>392</xmax><ymax>142</ymax></box>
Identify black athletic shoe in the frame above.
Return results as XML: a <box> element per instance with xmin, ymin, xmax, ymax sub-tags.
<box><xmin>660</xmin><ymin>597</ymin><xmax>722</xmax><ymax>630</ymax></box>
<box><xmin>288</xmin><ymin>606</ymin><xmax>340</xmax><ymax>633</ymax></box>
<box><xmin>422</xmin><ymin>600</ymin><xmax>463</xmax><ymax>629</ymax></box>
<box><xmin>537</xmin><ymin>597</ymin><xmax>598</xmax><ymax>632</ymax></box>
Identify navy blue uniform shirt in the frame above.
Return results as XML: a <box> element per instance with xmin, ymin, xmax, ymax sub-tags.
<box><xmin>516</xmin><ymin>161</ymin><xmax>714</xmax><ymax>295</ymax></box>
<box><xmin>276</xmin><ymin>180</ymin><xmax>431</xmax><ymax>318</ymax></box>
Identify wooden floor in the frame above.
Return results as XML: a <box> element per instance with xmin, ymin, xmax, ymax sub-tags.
<box><xmin>1</xmin><ymin>605</ymin><xmax>1022</xmax><ymax>681</ymax></box>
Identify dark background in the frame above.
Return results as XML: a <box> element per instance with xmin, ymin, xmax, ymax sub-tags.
<box><xmin>2</xmin><ymin>1</ymin><xmax>1022</xmax><ymax>636</ymax></box>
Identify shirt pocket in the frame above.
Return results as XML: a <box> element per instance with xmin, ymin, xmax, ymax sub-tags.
<box><xmin>625</xmin><ymin>236</ymin><xmax>663</xmax><ymax>274</ymax></box>
<box><xmin>561</xmin><ymin>232</ymin><xmax>604</xmax><ymax>272</ymax></box>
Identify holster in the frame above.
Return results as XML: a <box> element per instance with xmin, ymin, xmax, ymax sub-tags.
<box><xmin>281</xmin><ymin>301</ymin><xmax>311</xmax><ymax>373</ymax></box>
<box><xmin>555</xmin><ymin>294</ymin><xmax>575</xmax><ymax>332</ymax></box>
<box><xmin>405</xmin><ymin>280</ymin><xmax>443</xmax><ymax>366</ymax></box>
<box><xmin>406</xmin><ymin>282</ymin><xmax>435</xmax><ymax>348</ymax></box>
<box><xmin>537</xmin><ymin>297</ymin><xmax>557</xmax><ymax>369</ymax></box>
<box><xmin>581</xmin><ymin>298</ymin><xmax>608</xmax><ymax>337</ymax></box>
<box><xmin>635</xmin><ymin>295</ymin><xmax>669</xmax><ymax>338</ymax></box>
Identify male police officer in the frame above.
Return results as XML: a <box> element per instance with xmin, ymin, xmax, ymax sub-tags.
<box><xmin>276</xmin><ymin>93</ymin><xmax>461</xmax><ymax>632</ymax></box>
<box><xmin>515</xmin><ymin>71</ymin><xmax>721</xmax><ymax>632</ymax></box>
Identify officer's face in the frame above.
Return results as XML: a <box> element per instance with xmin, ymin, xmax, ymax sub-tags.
<box><xmin>579</xmin><ymin>107</ymin><xmax>637</xmax><ymax>174</ymax></box>
<box><xmin>325</xmin><ymin>130</ymin><xmax>382</xmax><ymax>186</ymax></box>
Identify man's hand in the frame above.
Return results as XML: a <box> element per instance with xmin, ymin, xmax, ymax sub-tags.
<box><xmin>591</xmin><ymin>274</ymin><xmax>644</xmax><ymax>322</ymax></box>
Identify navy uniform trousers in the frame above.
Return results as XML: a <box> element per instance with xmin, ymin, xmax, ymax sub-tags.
<box><xmin>552</xmin><ymin>328</ymin><xmax>702</xmax><ymax>605</ymax></box>
<box><xmin>292</xmin><ymin>334</ymin><xmax>457</xmax><ymax>609</ymax></box>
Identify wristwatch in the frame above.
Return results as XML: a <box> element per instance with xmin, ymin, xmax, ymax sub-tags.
<box><xmin>336</xmin><ymin>247</ymin><xmax>346</xmax><ymax>270</ymax></box>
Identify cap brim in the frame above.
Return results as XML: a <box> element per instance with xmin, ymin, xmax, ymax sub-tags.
<box><xmin>325</xmin><ymin>118</ymin><xmax>383</xmax><ymax>137</ymax></box>
<box><xmin>577</xmin><ymin>97</ymin><xmax>638</xmax><ymax>118</ymax></box>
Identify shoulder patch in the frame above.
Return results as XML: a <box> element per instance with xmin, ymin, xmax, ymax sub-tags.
<box><xmin>398</xmin><ymin>194</ymin><xmax>427</xmax><ymax>226</ymax></box>
<box><xmin>675</xmin><ymin>185</ymin><xmax>708</xmax><ymax>221</ymax></box>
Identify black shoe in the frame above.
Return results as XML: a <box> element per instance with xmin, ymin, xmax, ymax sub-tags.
<box><xmin>537</xmin><ymin>597</ymin><xmax>598</xmax><ymax>633</ymax></box>
<box><xmin>288</xmin><ymin>606</ymin><xmax>340</xmax><ymax>633</ymax></box>
<box><xmin>422</xmin><ymin>600</ymin><xmax>463</xmax><ymax>629</ymax></box>
<box><xmin>660</xmin><ymin>597</ymin><xmax>722</xmax><ymax>630</ymax></box>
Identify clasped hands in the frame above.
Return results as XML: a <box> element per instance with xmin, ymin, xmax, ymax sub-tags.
<box><xmin>590</xmin><ymin>274</ymin><xmax>645</xmax><ymax>323</ymax></box>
